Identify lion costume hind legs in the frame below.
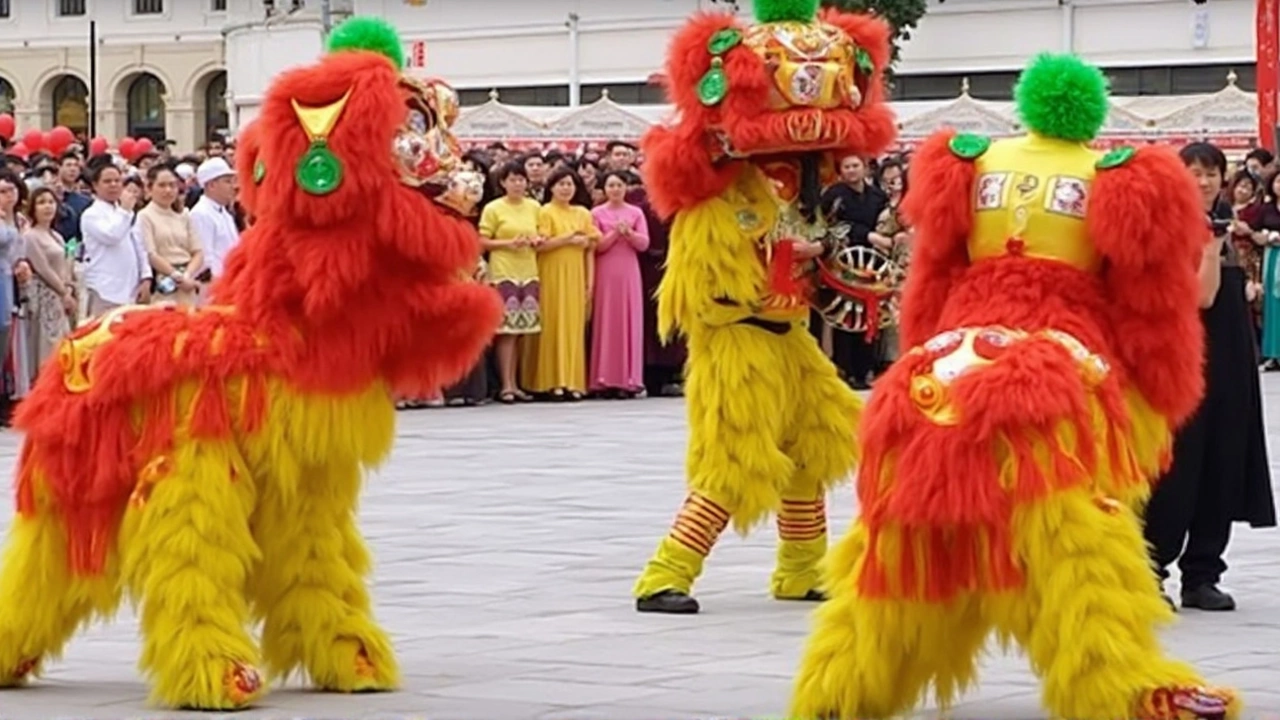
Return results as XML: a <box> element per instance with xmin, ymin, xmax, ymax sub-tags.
<box><xmin>250</xmin><ymin>455</ymin><xmax>399</xmax><ymax>693</ymax></box>
<box><xmin>116</xmin><ymin>437</ymin><xmax>266</xmax><ymax>710</ymax></box>
<box><xmin>791</xmin><ymin>488</ymin><xmax>1220</xmax><ymax>720</ymax></box>
<box><xmin>0</xmin><ymin>477</ymin><xmax>121</xmax><ymax>688</ymax></box>
<box><xmin>634</xmin><ymin>325</ymin><xmax>859</xmax><ymax>612</ymax></box>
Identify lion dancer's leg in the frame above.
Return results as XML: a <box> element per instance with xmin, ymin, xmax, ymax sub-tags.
<box><xmin>791</xmin><ymin>520</ymin><xmax>991</xmax><ymax>720</ymax></box>
<box><xmin>251</xmin><ymin>457</ymin><xmax>398</xmax><ymax>693</ymax></box>
<box><xmin>0</xmin><ymin>454</ymin><xmax>121</xmax><ymax>687</ymax></box>
<box><xmin>118</xmin><ymin>440</ymin><xmax>265</xmax><ymax>710</ymax></box>
<box><xmin>1005</xmin><ymin>487</ymin><xmax>1240</xmax><ymax>720</ymax></box>
<box><xmin>772</xmin><ymin>330</ymin><xmax>860</xmax><ymax>601</ymax></box>
<box><xmin>635</xmin><ymin>325</ymin><xmax>792</xmax><ymax>614</ymax></box>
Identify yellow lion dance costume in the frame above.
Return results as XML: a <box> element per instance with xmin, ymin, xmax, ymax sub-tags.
<box><xmin>791</xmin><ymin>55</ymin><xmax>1242</xmax><ymax>720</ymax></box>
<box><xmin>0</xmin><ymin>18</ymin><xmax>500</xmax><ymax>710</ymax></box>
<box><xmin>632</xmin><ymin>0</ymin><xmax>897</xmax><ymax>614</ymax></box>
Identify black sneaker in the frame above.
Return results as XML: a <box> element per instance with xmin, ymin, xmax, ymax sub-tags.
<box><xmin>1181</xmin><ymin>584</ymin><xmax>1236</xmax><ymax>611</ymax></box>
<box><xmin>636</xmin><ymin>590</ymin><xmax>700</xmax><ymax>614</ymax></box>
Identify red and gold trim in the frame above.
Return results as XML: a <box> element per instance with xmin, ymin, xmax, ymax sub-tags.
<box><xmin>777</xmin><ymin>496</ymin><xmax>827</xmax><ymax>542</ymax></box>
<box><xmin>1136</xmin><ymin>685</ymin><xmax>1238</xmax><ymax>720</ymax></box>
<box><xmin>223</xmin><ymin>661</ymin><xmax>263</xmax><ymax>706</ymax></box>
<box><xmin>3</xmin><ymin>656</ymin><xmax>39</xmax><ymax>686</ymax></box>
<box><xmin>667</xmin><ymin>494</ymin><xmax>731</xmax><ymax>557</ymax></box>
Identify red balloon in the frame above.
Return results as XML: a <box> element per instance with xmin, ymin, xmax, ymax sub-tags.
<box><xmin>46</xmin><ymin>126</ymin><xmax>75</xmax><ymax>155</ymax></box>
<box><xmin>88</xmin><ymin>136</ymin><xmax>109</xmax><ymax>156</ymax></box>
<box><xmin>21</xmin><ymin>128</ymin><xmax>43</xmax><ymax>151</ymax></box>
<box><xmin>6</xmin><ymin>142</ymin><xmax>29</xmax><ymax>160</ymax></box>
<box><xmin>0</xmin><ymin>114</ymin><xmax>14</xmax><ymax>141</ymax></box>
<box><xmin>118</xmin><ymin>137</ymin><xmax>138</xmax><ymax>160</ymax></box>
<box><xmin>134</xmin><ymin>137</ymin><xmax>155</xmax><ymax>156</ymax></box>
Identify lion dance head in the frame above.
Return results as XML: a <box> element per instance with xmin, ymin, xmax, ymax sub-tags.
<box><xmin>644</xmin><ymin>0</ymin><xmax>897</xmax><ymax>218</ymax></box>
<box><xmin>218</xmin><ymin>17</ymin><xmax>502</xmax><ymax>396</ymax></box>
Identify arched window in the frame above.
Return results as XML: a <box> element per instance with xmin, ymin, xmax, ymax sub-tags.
<box><xmin>0</xmin><ymin>77</ymin><xmax>14</xmax><ymax>115</ymax></box>
<box><xmin>204</xmin><ymin>71</ymin><xmax>228</xmax><ymax>142</ymax></box>
<box><xmin>127</xmin><ymin>73</ymin><xmax>166</xmax><ymax>142</ymax></box>
<box><xmin>51</xmin><ymin>75</ymin><xmax>89</xmax><ymax>135</ymax></box>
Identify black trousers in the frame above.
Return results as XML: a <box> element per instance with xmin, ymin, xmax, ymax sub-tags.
<box><xmin>832</xmin><ymin>328</ymin><xmax>877</xmax><ymax>385</ymax></box>
<box><xmin>1142</xmin><ymin>409</ymin><xmax>1232</xmax><ymax>589</ymax></box>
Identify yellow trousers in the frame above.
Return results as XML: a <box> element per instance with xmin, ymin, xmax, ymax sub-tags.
<box><xmin>635</xmin><ymin>322</ymin><xmax>861</xmax><ymax>600</ymax></box>
<box><xmin>0</xmin><ymin>437</ymin><xmax>399</xmax><ymax>709</ymax></box>
<box><xmin>791</xmin><ymin>485</ymin><xmax>1234</xmax><ymax>720</ymax></box>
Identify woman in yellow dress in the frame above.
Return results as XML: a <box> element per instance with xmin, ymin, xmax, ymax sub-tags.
<box><xmin>478</xmin><ymin>162</ymin><xmax>543</xmax><ymax>404</ymax></box>
<box><xmin>521</xmin><ymin>168</ymin><xmax>600</xmax><ymax>400</ymax></box>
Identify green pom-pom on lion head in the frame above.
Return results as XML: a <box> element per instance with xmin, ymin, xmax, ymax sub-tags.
<box><xmin>326</xmin><ymin>16</ymin><xmax>405</xmax><ymax>70</ymax></box>
<box><xmin>753</xmin><ymin>0</ymin><xmax>820</xmax><ymax>23</ymax></box>
<box><xmin>1014</xmin><ymin>53</ymin><xmax>1110</xmax><ymax>142</ymax></box>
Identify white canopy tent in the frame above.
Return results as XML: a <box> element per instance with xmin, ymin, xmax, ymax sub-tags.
<box><xmin>453</xmin><ymin>73</ymin><xmax>1261</xmax><ymax>153</ymax></box>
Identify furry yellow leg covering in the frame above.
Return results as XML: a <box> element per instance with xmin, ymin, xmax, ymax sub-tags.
<box><xmin>771</xmin><ymin>494</ymin><xmax>827</xmax><ymax>599</ymax></box>
<box><xmin>1004</xmin><ymin>488</ymin><xmax>1239</xmax><ymax>720</ymax></box>
<box><xmin>772</xmin><ymin>331</ymin><xmax>860</xmax><ymax>600</ymax></box>
<box><xmin>119</xmin><ymin>441</ymin><xmax>265</xmax><ymax>710</ymax></box>
<box><xmin>252</xmin><ymin>458</ymin><xmax>399</xmax><ymax>693</ymax></box>
<box><xmin>790</xmin><ymin>523</ymin><xmax>991</xmax><ymax>720</ymax></box>
<box><xmin>634</xmin><ymin>491</ymin><xmax>732</xmax><ymax>598</ymax></box>
<box><xmin>0</xmin><ymin>482</ymin><xmax>120</xmax><ymax>687</ymax></box>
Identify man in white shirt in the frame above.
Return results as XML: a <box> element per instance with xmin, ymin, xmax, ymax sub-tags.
<box><xmin>80</xmin><ymin>162</ymin><xmax>152</xmax><ymax>318</ymax></box>
<box><xmin>189</xmin><ymin>158</ymin><xmax>241</xmax><ymax>287</ymax></box>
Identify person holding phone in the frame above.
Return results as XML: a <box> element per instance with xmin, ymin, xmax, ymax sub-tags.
<box><xmin>138</xmin><ymin>165</ymin><xmax>205</xmax><ymax>307</ymax></box>
<box><xmin>80</xmin><ymin>161</ymin><xmax>152</xmax><ymax>319</ymax></box>
<box><xmin>1143</xmin><ymin>142</ymin><xmax>1276</xmax><ymax>612</ymax></box>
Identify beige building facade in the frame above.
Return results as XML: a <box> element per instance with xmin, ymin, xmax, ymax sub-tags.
<box><xmin>0</xmin><ymin>0</ymin><xmax>239</xmax><ymax>152</ymax></box>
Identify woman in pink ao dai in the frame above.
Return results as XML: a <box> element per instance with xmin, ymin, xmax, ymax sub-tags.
<box><xmin>589</xmin><ymin>171</ymin><xmax>651</xmax><ymax>397</ymax></box>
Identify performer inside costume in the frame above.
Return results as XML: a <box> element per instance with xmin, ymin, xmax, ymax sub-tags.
<box><xmin>0</xmin><ymin>17</ymin><xmax>501</xmax><ymax>710</ymax></box>
<box><xmin>632</xmin><ymin>0</ymin><xmax>896</xmax><ymax>614</ymax></box>
<box><xmin>791</xmin><ymin>54</ymin><xmax>1241</xmax><ymax>720</ymax></box>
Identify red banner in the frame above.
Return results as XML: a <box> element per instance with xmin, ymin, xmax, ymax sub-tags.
<box><xmin>1258</xmin><ymin>0</ymin><xmax>1278</xmax><ymax>151</ymax></box>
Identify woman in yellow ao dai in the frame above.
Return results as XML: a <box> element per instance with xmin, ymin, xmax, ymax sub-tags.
<box><xmin>520</xmin><ymin>168</ymin><xmax>601</xmax><ymax>399</ymax></box>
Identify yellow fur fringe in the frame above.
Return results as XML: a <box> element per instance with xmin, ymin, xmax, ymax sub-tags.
<box><xmin>0</xmin><ymin>379</ymin><xmax>401</xmax><ymax>708</ymax></box>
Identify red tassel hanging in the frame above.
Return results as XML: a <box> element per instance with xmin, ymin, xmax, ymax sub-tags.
<box><xmin>768</xmin><ymin>240</ymin><xmax>799</xmax><ymax>296</ymax></box>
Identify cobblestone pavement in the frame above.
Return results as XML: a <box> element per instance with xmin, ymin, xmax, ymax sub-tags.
<box><xmin>1</xmin><ymin>379</ymin><xmax>1278</xmax><ymax>720</ymax></box>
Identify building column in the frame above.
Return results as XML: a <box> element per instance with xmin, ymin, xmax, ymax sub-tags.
<box><xmin>166</xmin><ymin>102</ymin><xmax>195</xmax><ymax>153</ymax></box>
<box><xmin>12</xmin><ymin>102</ymin><xmax>40</xmax><ymax>135</ymax></box>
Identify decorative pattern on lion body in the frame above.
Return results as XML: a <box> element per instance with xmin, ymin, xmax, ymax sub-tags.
<box><xmin>791</xmin><ymin>54</ymin><xmax>1243</xmax><ymax>720</ymax></box>
<box><xmin>0</xmin><ymin>17</ymin><xmax>502</xmax><ymax>711</ymax></box>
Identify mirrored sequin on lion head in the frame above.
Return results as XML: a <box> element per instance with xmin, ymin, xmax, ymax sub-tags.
<box><xmin>644</xmin><ymin>0</ymin><xmax>897</xmax><ymax>217</ymax></box>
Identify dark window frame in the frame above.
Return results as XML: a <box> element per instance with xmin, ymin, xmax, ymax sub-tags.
<box><xmin>133</xmin><ymin>0</ymin><xmax>164</xmax><ymax>15</ymax></box>
<box><xmin>127</xmin><ymin>73</ymin><xmax>167</xmax><ymax>142</ymax></box>
<box><xmin>58</xmin><ymin>0</ymin><xmax>87</xmax><ymax>17</ymax></box>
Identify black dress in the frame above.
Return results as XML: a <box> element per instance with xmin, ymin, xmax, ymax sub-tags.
<box><xmin>1144</xmin><ymin>204</ymin><xmax>1277</xmax><ymax>590</ymax></box>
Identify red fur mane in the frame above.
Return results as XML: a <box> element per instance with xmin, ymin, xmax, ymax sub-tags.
<box><xmin>898</xmin><ymin>130</ymin><xmax>975</xmax><ymax>348</ymax></box>
<box><xmin>217</xmin><ymin>49</ymin><xmax>502</xmax><ymax>396</ymax></box>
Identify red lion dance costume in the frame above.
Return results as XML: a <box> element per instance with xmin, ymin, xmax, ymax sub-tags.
<box><xmin>633</xmin><ymin>0</ymin><xmax>895</xmax><ymax>613</ymax></box>
<box><xmin>791</xmin><ymin>55</ymin><xmax>1241</xmax><ymax>720</ymax></box>
<box><xmin>0</xmin><ymin>18</ymin><xmax>500</xmax><ymax>710</ymax></box>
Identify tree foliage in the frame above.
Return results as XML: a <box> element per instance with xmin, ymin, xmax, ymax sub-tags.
<box><xmin>820</xmin><ymin>0</ymin><xmax>929</xmax><ymax>73</ymax></box>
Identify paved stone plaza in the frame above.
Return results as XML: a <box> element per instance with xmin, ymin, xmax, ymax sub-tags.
<box><xmin>1</xmin><ymin>381</ymin><xmax>1278</xmax><ymax>720</ymax></box>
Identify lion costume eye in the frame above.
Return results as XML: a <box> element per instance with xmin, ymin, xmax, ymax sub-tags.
<box><xmin>393</xmin><ymin>76</ymin><xmax>465</xmax><ymax>195</ymax></box>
